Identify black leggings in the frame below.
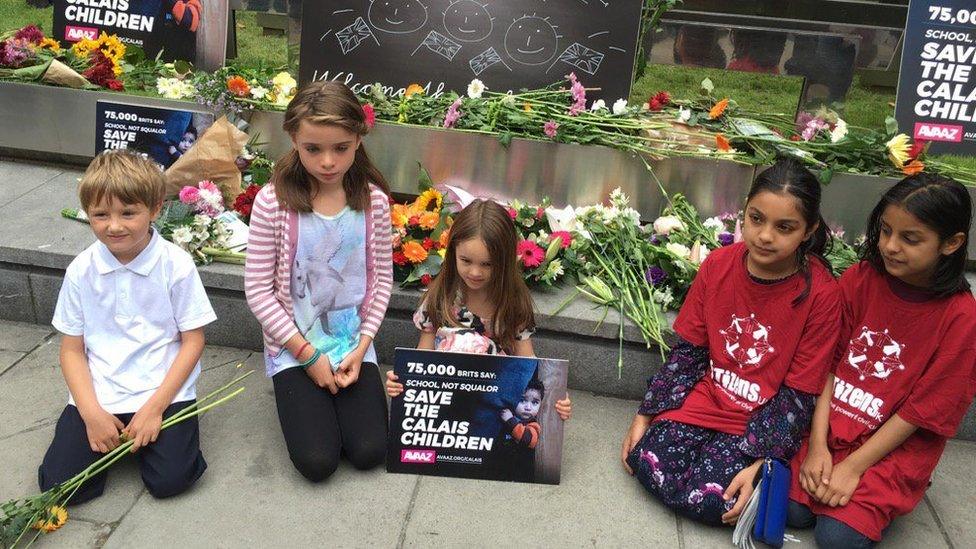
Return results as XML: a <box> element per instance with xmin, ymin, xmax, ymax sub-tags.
<box><xmin>272</xmin><ymin>362</ymin><xmax>388</xmax><ymax>482</ymax></box>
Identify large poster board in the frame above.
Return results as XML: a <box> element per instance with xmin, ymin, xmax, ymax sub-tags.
<box><xmin>96</xmin><ymin>100</ymin><xmax>214</xmax><ymax>168</ymax></box>
<box><xmin>387</xmin><ymin>348</ymin><xmax>568</xmax><ymax>485</ymax></box>
<box><xmin>53</xmin><ymin>0</ymin><xmax>228</xmax><ymax>69</ymax></box>
<box><xmin>299</xmin><ymin>0</ymin><xmax>644</xmax><ymax>102</ymax></box>
<box><xmin>895</xmin><ymin>0</ymin><xmax>976</xmax><ymax>154</ymax></box>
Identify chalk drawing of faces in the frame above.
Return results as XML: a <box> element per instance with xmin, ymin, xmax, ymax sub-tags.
<box><xmin>442</xmin><ymin>0</ymin><xmax>493</xmax><ymax>43</ymax></box>
<box><xmin>504</xmin><ymin>14</ymin><xmax>560</xmax><ymax>66</ymax></box>
<box><xmin>368</xmin><ymin>0</ymin><xmax>429</xmax><ymax>34</ymax></box>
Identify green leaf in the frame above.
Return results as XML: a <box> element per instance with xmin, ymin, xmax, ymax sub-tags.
<box><xmin>173</xmin><ymin>59</ymin><xmax>192</xmax><ymax>76</ymax></box>
<box><xmin>416</xmin><ymin>163</ymin><xmax>434</xmax><ymax>191</ymax></box>
<box><xmin>700</xmin><ymin>78</ymin><xmax>714</xmax><ymax>94</ymax></box>
<box><xmin>884</xmin><ymin>116</ymin><xmax>899</xmax><ymax>136</ymax></box>
<box><xmin>818</xmin><ymin>167</ymin><xmax>834</xmax><ymax>185</ymax></box>
<box><xmin>124</xmin><ymin>45</ymin><xmax>146</xmax><ymax>64</ymax></box>
<box><xmin>498</xmin><ymin>131</ymin><xmax>513</xmax><ymax>148</ymax></box>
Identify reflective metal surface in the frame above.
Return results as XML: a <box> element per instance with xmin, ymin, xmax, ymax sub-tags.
<box><xmin>3</xmin><ymin>81</ymin><xmax>976</xmax><ymax>256</ymax></box>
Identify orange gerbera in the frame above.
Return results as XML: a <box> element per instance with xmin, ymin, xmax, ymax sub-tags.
<box><xmin>391</xmin><ymin>203</ymin><xmax>411</xmax><ymax>228</ymax></box>
<box><xmin>404</xmin><ymin>83</ymin><xmax>424</xmax><ymax>98</ymax></box>
<box><xmin>715</xmin><ymin>133</ymin><xmax>731</xmax><ymax>152</ymax></box>
<box><xmin>227</xmin><ymin>76</ymin><xmax>251</xmax><ymax>97</ymax></box>
<box><xmin>709</xmin><ymin>98</ymin><xmax>729</xmax><ymax>119</ymax></box>
<box><xmin>438</xmin><ymin>227</ymin><xmax>451</xmax><ymax>248</ymax></box>
<box><xmin>402</xmin><ymin>240</ymin><xmax>428</xmax><ymax>263</ymax></box>
<box><xmin>33</xmin><ymin>506</ymin><xmax>67</xmax><ymax>533</ymax></box>
<box><xmin>418</xmin><ymin>211</ymin><xmax>439</xmax><ymax>230</ymax></box>
<box><xmin>902</xmin><ymin>159</ymin><xmax>925</xmax><ymax>176</ymax></box>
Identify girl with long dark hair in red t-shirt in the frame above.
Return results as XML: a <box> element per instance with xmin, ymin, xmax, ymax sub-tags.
<box><xmin>788</xmin><ymin>173</ymin><xmax>976</xmax><ymax>548</ymax></box>
<box><xmin>620</xmin><ymin>158</ymin><xmax>843</xmax><ymax>526</ymax></box>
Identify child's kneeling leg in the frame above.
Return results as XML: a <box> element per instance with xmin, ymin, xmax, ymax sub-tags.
<box><xmin>37</xmin><ymin>406</ymin><xmax>110</xmax><ymax>505</ymax></box>
<box><xmin>814</xmin><ymin>516</ymin><xmax>876</xmax><ymax>549</ymax></box>
<box><xmin>139</xmin><ymin>401</ymin><xmax>207</xmax><ymax>499</ymax></box>
<box><xmin>787</xmin><ymin>500</ymin><xmax>817</xmax><ymax>528</ymax></box>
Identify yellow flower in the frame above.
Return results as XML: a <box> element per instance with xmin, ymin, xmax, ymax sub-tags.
<box><xmin>414</xmin><ymin>189</ymin><xmax>442</xmax><ymax>212</ymax></box>
<box><xmin>33</xmin><ymin>506</ymin><xmax>68</xmax><ymax>533</ymax></box>
<box><xmin>96</xmin><ymin>32</ymin><xmax>125</xmax><ymax>63</ymax></box>
<box><xmin>39</xmin><ymin>37</ymin><xmax>61</xmax><ymax>53</ymax></box>
<box><xmin>523</xmin><ymin>103</ymin><xmax>532</xmax><ymax>112</ymax></box>
<box><xmin>71</xmin><ymin>36</ymin><xmax>98</xmax><ymax>58</ymax></box>
<box><xmin>404</xmin><ymin>83</ymin><xmax>425</xmax><ymax>98</ymax></box>
<box><xmin>886</xmin><ymin>133</ymin><xmax>912</xmax><ymax>168</ymax></box>
<box><xmin>391</xmin><ymin>203</ymin><xmax>411</xmax><ymax>228</ymax></box>
<box><xmin>402</xmin><ymin>240</ymin><xmax>428</xmax><ymax>263</ymax></box>
<box><xmin>438</xmin><ymin>248</ymin><xmax>446</xmax><ymax>258</ymax></box>
<box><xmin>418</xmin><ymin>211</ymin><xmax>439</xmax><ymax>230</ymax></box>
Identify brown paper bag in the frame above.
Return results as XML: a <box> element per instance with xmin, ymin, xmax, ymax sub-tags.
<box><xmin>164</xmin><ymin>116</ymin><xmax>249</xmax><ymax>203</ymax></box>
<box><xmin>41</xmin><ymin>59</ymin><xmax>89</xmax><ymax>88</ymax></box>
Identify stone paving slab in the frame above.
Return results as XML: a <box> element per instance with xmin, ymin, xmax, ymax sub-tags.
<box><xmin>0</xmin><ymin>321</ymin><xmax>52</xmax><ymax>353</ymax></box>
<box><xmin>0</xmin><ymin>336</ymin><xmax>65</xmax><ymax>440</ymax></box>
<box><xmin>928</xmin><ymin>440</ymin><xmax>976</xmax><ymax>549</ymax></box>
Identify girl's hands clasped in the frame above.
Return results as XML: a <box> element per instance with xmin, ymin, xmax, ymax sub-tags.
<box><xmin>306</xmin><ymin>354</ymin><xmax>338</xmax><ymax>394</ymax></box>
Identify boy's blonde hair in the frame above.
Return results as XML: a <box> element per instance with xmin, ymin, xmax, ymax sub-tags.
<box><xmin>78</xmin><ymin>149</ymin><xmax>166</xmax><ymax>212</ymax></box>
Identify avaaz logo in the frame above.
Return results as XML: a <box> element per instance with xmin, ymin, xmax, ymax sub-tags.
<box><xmin>401</xmin><ymin>449</ymin><xmax>436</xmax><ymax>463</ymax></box>
<box><xmin>914</xmin><ymin>122</ymin><xmax>963</xmax><ymax>142</ymax></box>
<box><xmin>65</xmin><ymin>25</ymin><xmax>98</xmax><ymax>42</ymax></box>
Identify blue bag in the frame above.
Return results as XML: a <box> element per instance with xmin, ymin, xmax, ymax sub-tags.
<box><xmin>733</xmin><ymin>458</ymin><xmax>791</xmax><ymax>549</ymax></box>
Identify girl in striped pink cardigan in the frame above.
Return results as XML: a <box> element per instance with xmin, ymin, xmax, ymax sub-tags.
<box><xmin>244</xmin><ymin>81</ymin><xmax>393</xmax><ymax>482</ymax></box>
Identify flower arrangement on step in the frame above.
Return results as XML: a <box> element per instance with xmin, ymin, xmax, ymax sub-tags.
<box><xmin>159</xmin><ymin>181</ymin><xmax>244</xmax><ymax>265</ymax></box>
<box><xmin>0</xmin><ymin>370</ymin><xmax>253</xmax><ymax>549</ymax></box>
<box><xmin>0</xmin><ymin>25</ymin><xmax>129</xmax><ymax>90</ymax></box>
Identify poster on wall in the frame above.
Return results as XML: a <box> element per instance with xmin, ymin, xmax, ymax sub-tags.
<box><xmin>96</xmin><ymin>100</ymin><xmax>214</xmax><ymax>169</ymax></box>
<box><xmin>299</xmin><ymin>0</ymin><xmax>644</xmax><ymax>102</ymax></box>
<box><xmin>53</xmin><ymin>0</ymin><xmax>228</xmax><ymax>67</ymax></box>
<box><xmin>895</xmin><ymin>0</ymin><xmax>976</xmax><ymax>154</ymax></box>
<box><xmin>386</xmin><ymin>348</ymin><xmax>568</xmax><ymax>485</ymax></box>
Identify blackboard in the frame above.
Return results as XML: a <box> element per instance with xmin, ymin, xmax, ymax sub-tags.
<box><xmin>895</xmin><ymin>0</ymin><xmax>976</xmax><ymax>155</ymax></box>
<box><xmin>299</xmin><ymin>0</ymin><xmax>644</xmax><ymax>102</ymax></box>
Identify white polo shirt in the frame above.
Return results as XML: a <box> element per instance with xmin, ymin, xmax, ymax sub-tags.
<box><xmin>52</xmin><ymin>230</ymin><xmax>217</xmax><ymax>414</ymax></box>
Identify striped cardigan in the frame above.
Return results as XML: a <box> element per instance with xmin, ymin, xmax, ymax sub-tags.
<box><xmin>244</xmin><ymin>182</ymin><xmax>393</xmax><ymax>360</ymax></box>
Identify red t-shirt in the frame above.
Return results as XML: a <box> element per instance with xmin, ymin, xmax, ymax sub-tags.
<box><xmin>789</xmin><ymin>261</ymin><xmax>976</xmax><ymax>540</ymax></box>
<box><xmin>656</xmin><ymin>242</ymin><xmax>841</xmax><ymax>435</ymax></box>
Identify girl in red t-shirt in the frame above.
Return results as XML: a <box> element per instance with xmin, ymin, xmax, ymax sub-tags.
<box><xmin>788</xmin><ymin>173</ymin><xmax>976</xmax><ymax>548</ymax></box>
<box><xmin>621</xmin><ymin>158</ymin><xmax>842</xmax><ymax>526</ymax></box>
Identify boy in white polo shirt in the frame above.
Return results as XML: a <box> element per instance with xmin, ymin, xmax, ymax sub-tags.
<box><xmin>38</xmin><ymin>150</ymin><xmax>217</xmax><ymax>503</ymax></box>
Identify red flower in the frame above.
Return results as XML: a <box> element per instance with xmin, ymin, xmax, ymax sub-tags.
<box><xmin>82</xmin><ymin>51</ymin><xmax>118</xmax><ymax>88</ymax></box>
<box><xmin>516</xmin><ymin>240</ymin><xmax>545</xmax><ymax>268</ymax></box>
<box><xmin>506</xmin><ymin>207</ymin><xmax>517</xmax><ymax>220</ymax></box>
<box><xmin>363</xmin><ymin>103</ymin><xmax>376</xmax><ymax>129</ymax></box>
<box><xmin>420</xmin><ymin>273</ymin><xmax>432</xmax><ymax>286</ymax></box>
<box><xmin>535</xmin><ymin>207</ymin><xmax>545</xmax><ymax>220</ymax></box>
<box><xmin>422</xmin><ymin>237</ymin><xmax>434</xmax><ymax>250</ymax></box>
<box><xmin>393</xmin><ymin>251</ymin><xmax>409</xmax><ymax>266</ymax></box>
<box><xmin>549</xmin><ymin>231</ymin><xmax>572</xmax><ymax>249</ymax></box>
<box><xmin>106</xmin><ymin>79</ymin><xmax>124</xmax><ymax>91</ymax></box>
<box><xmin>909</xmin><ymin>140</ymin><xmax>928</xmax><ymax>161</ymax></box>
<box><xmin>14</xmin><ymin>25</ymin><xmax>44</xmax><ymax>45</ymax></box>
<box><xmin>648</xmin><ymin>98</ymin><xmax>663</xmax><ymax>111</ymax></box>
<box><xmin>408</xmin><ymin>215</ymin><xmax>421</xmax><ymax>227</ymax></box>
<box><xmin>789</xmin><ymin>135</ymin><xmax>802</xmax><ymax>142</ymax></box>
<box><xmin>233</xmin><ymin>184</ymin><xmax>260</xmax><ymax>219</ymax></box>
<box><xmin>653</xmin><ymin>91</ymin><xmax>670</xmax><ymax>105</ymax></box>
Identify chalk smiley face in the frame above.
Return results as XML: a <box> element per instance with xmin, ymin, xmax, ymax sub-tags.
<box><xmin>368</xmin><ymin>0</ymin><xmax>429</xmax><ymax>34</ymax></box>
<box><xmin>442</xmin><ymin>0</ymin><xmax>492</xmax><ymax>42</ymax></box>
<box><xmin>504</xmin><ymin>14</ymin><xmax>559</xmax><ymax>65</ymax></box>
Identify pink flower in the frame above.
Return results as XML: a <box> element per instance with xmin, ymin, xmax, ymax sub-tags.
<box><xmin>507</xmin><ymin>207</ymin><xmax>517</xmax><ymax>219</ymax></box>
<box><xmin>543</xmin><ymin>120</ymin><xmax>559</xmax><ymax>139</ymax></box>
<box><xmin>549</xmin><ymin>231</ymin><xmax>573</xmax><ymax>249</ymax></box>
<box><xmin>14</xmin><ymin>25</ymin><xmax>44</xmax><ymax>44</ymax></box>
<box><xmin>198</xmin><ymin>180</ymin><xmax>220</xmax><ymax>194</ymax></box>
<box><xmin>443</xmin><ymin>98</ymin><xmax>462</xmax><ymax>128</ymax></box>
<box><xmin>517</xmin><ymin>240</ymin><xmax>545</xmax><ymax>268</ymax></box>
<box><xmin>179</xmin><ymin>186</ymin><xmax>201</xmax><ymax>204</ymax></box>
<box><xmin>567</xmin><ymin>72</ymin><xmax>586</xmax><ymax>116</ymax></box>
<box><xmin>733</xmin><ymin>218</ymin><xmax>743</xmax><ymax>243</ymax></box>
<box><xmin>362</xmin><ymin>103</ymin><xmax>376</xmax><ymax>129</ymax></box>
<box><xmin>536</xmin><ymin>206</ymin><xmax>545</xmax><ymax>220</ymax></box>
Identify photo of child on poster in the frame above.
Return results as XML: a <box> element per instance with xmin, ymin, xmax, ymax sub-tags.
<box><xmin>387</xmin><ymin>348</ymin><xmax>567</xmax><ymax>485</ymax></box>
<box><xmin>96</xmin><ymin>101</ymin><xmax>214</xmax><ymax>168</ymax></box>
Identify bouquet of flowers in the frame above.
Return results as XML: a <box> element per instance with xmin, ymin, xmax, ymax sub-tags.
<box><xmin>507</xmin><ymin>198</ymin><xmax>578</xmax><ymax>287</ymax></box>
<box><xmin>391</xmin><ymin>168</ymin><xmax>453</xmax><ymax>288</ymax></box>
<box><xmin>0</xmin><ymin>370</ymin><xmax>252</xmax><ymax>549</ymax></box>
<box><xmin>157</xmin><ymin>181</ymin><xmax>242</xmax><ymax>264</ymax></box>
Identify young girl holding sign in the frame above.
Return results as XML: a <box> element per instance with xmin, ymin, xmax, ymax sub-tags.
<box><xmin>620</xmin><ymin>158</ymin><xmax>842</xmax><ymax>526</ymax></box>
<box><xmin>385</xmin><ymin>199</ymin><xmax>571</xmax><ymax>420</ymax></box>
<box><xmin>245</xmin><ymin>81</ymin><xmax>393</xmax><ymax>482</ymax></box>
<box><xmin>788</xmin><ymin>174</ymin><xmax>976</xmax><ymax>548</ymax></box>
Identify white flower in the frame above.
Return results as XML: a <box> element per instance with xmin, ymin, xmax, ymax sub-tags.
<box><xmin>689</xmin><ymin>241</ymin><xmax>710</xmax><ymax>265</ymax></box>
<box><xmin>545</xmin><ymin>204</ymin><xmax>577</xmax><ymax>233</ymax></box>
<box><xmin>250</xmin><ymin>86</ymin><xmax>269</xmax><ymax>100</ymax></box>
<box><xmin>619</xmin><ymin>207</ymin><xmax>641</xmax><ymax>227</ymax></box>
<box><xmin>652</xmin><ymin>287</ymin><xmax>675</xmax><ymax>308</ymax></box>
<box><xmin>466</xmin><ymin>78</ymin><xmax>485</xmax><ymax>99</ymax></box>
<box><xmin>677</xmin><ymin>107</ymin><xmax>692</xmax><ymax>123</ymax></box>
<box><xmin>193</xmin><ymin>214</ymin><xmax>212</xmax><ymax>229</ymax></box>
<box><xmin>612</xmin><ymin>98</ymin><xmax>628</xmax><ymax>115</ymax></box>
<box><xmin>543</xmin><ymin>259</ymin><xmax>565</xmax><ymax>281</ymax></box>
<box><xmin>156</xmin><ymin>77</ymin><xmax>196</xmax><ymax>100</ymax></box>
<box><xmin>703</xmin><ymin>216</ymin><xmax>724</xmax><ymax>233</ymax></box>
<box><xmin>665</xmin><ymin>242</ymin><xmax>691</xmax><ymax>259</ymax></box>
<box><xmin>501</xmin><ymin>92</ymin><xmax>516</xmax><ymax>107</ymax></box>
<box><xmin>171</xmin><ymin>226</ymin><xmax>193</xmax><ymax>246</ymax></box>
<box><xmin>653</xmin><ymin>215</ymin><xmax>686</xmax><ymax>236</ymax></box>
<box><xmin>830</xmin><ymin>118</ymin><xmax>848</xmax><ymax>143</ymax></box>
<box><xmin>590</xmin><ymin>99</ymin><xmax>606</xmax><ymax>111</ymax></box>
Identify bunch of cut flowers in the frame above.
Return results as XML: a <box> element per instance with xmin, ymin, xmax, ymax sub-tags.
<box><xmin>391</xmin><ymin>168</ymin><xmax>453</xmax><ymax>288</ymax></box>
<box><xmin>506</xmin><ymin>198</ymin><xmax>579</xmax><ymax>288</ymax></box>
<box><xmin>158</xmin><ymin>181</ymin><xmax>243</xmax><ymax>265</ymax></box>
<box><xmin>0</xmin><ymin>370</ymin><xmax>252</xmax><ymax>548</ymax></box>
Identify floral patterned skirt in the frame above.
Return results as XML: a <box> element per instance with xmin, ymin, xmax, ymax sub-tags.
<box><xmin>627</xmin><ymin>419</ymin><xmax>753</xmax><ymax>526</ymax></box>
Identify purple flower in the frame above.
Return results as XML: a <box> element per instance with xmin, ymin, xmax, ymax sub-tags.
<box><xmin>718</xmin><ymin>232</ymin><xmax>734</xmax><ymax>246</ymax></box>
<box><xmin>443</xmin><ymin>98</ymin><xmax>463</xmax><ymax>128</ymax></box>
<box><xmin>645</xmin><ymin>266</ymin><xmax>667</xmax><ymax>286</ymax></box>
<box><xmin>543</xmin><ymin>120</ymin><xmax>559</xmax><ymax>139</ymax></box>
<box><xmin>649</xmin><ymin>234</ymin><xmax>661</xmax><ymax>245</ymax></box>
<box><xmin>795</xmin><ymin>111</ymin><xmax>815</xmax><ymax>133</ymax></box>
<box><xmin>1</xmin><ymin>38</ymin><xmax>33</xmax><ymax>68</ymax></box>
